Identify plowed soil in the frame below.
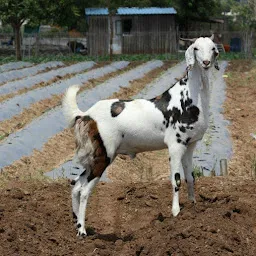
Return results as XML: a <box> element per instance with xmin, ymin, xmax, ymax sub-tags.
<box><xmin>0</xmin><ymin>60</ymin><xmax>256</xmax><ymax>256</ymax></box>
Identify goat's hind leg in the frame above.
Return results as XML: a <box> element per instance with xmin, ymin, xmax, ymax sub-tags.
<box><xmin>76</xmin><ymin>173</ymin><xmax>100</xmax><ymax>237</ymax></box>
<box><xmin>75</xmin><ymin>159</ymin><xmax>113</xmax><ymax>237</ymax></box>
<box><xmin>73</xmin><ymin>115</ymin><xmax>114</xmax><ymax>237</ymax></box>
<box><xmin>71</xmin><ymin>170</ymin><xmax>87</xmax><ymax>223</ymax></box>
<box><xmin>71</xmin><ymin>177</ymin><xmax>81</xmax><ymax>223</ymax></box>
<box><xmin>182</xmin><ymin>142</ymin><xmax>197</xmax><ymax>203</ymax></box>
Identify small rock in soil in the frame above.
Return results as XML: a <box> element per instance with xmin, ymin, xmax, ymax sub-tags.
<box><xmin>149</xmin><ymin>194</ymin><xmax>158</xmax><ymax>200</ymax></box>
<box><xmin>48</xmin><ymin>237</ymin><xmax>59</xmax><ymax>244</ymax></box>
<box><xmin>223</xmin><ymin>211</ymin><xmax>232</xmax><ymax>219</ymax></box>
<box><xmin>117</xmin><ymin>195</ymin><xmax>125</xmax><ymax>200</ymax></box>
<box><xmin>115</xmin><ymin>239</ymin><xmax>123</xmax><ymax>247</ymax></box>
<box><xmin>145</xmin><ymin>201</ymin><xmax>152</xmax><ymax>207</ymax></box>
<box><xmin>94</xmin><ymin>239</ymin><xmax>106</xmax><ymax>249</ymax></box>
<box><xmin>135</xmin><ymin>194</ymin><xmax>144</xmax><ymax>198</ymax></box>
<box><xmin>25</xmin><ymin>223</ymin><xmax>37</xmax><ymax>231</ymax></box>
<box><xmin>156</xmin><ymin>212</ymin><xmax>165</xmax><ymax>222</ymax></box>
<box><xmin>180</xmin><ymin>211</ymin><xmax>193</xmax><ymax>220</ymax></box>
<box><xmin>11</xmin><ymin>189</ymin><xmax>24</xmax><ymax>200</ymax></box>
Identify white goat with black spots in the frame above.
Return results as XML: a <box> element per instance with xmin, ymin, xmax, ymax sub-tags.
<box><xmin>63</xmin><ymin>35</ymin><xmax>219</xmax><ymax>237</ymax></box>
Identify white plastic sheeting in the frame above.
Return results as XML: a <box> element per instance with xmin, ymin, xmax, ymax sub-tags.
<box><xmin>0</xmin><ymin>61</ymin><xmax>64</xmax><ymax>84</ymax></box>
<box><xmin>46</xmin><ymin>62</ymin><xmax>232</xmax><ymax>179</ymax></box>
<box><xmin>193</xmin><ymin>62</ymin><xmax>232</xmax><ymax>175</ymax></box>
<box><xmin>0</xmin><ymin>60</ymin><xmax>163</xmax><ymax>169</ymax></box>
<box><xmin>0</xmin><ymin>61</ymin><xmax>96</xmax><ymax>96</ymax></box>
<box><xmin>47</xmin><ymin>60</ymin><xmax>185</xmax><ymax>179</ymax></box>
<box><xmin>0</xmin><ymin>62</ymin><xmax>33</xmax><ymax>73</ymax></box>
<box><xmin>0</xmin><ymin>61</ymin><xmax>128</xmax><ymax>122</ymax></box>
<box><xmin>135</xmin><ymin>61</ymin><xmax>186</xmax><ymax>99</ymax></box>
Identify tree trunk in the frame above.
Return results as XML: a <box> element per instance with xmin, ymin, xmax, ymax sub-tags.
<box><xmin>109</xmin><ymin>12</ymin><xmax>113</xmax><ymax>61</ymax></box>
<box><xmin>13</xmin><ymin>24</ymin><xmax>22</xmax><ymax>61</ymax></box>
<box><xmin>244</xmin><ymin>30</ymin><xmax>253</xmax><ymax>59</ymax></box>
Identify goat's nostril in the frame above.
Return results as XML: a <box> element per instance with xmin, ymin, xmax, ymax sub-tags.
<box><xmin>203</xmin><ymin>60</ymin><xmax>210</xmax><ymax>66</ymax></box>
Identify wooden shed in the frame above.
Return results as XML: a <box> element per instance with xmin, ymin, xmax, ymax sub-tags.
<box><xmin>85</xmin><ymin>7</ymin><xmax>177</xmax><ymax>56</ymax></box>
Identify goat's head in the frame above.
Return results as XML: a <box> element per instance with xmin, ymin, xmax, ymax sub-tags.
<box><xmin>183</xmin><ymin>35</ymin><xmax>219</xmax><ymax>71</ymax></box>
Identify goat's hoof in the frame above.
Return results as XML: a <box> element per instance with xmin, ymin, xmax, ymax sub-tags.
<box><xmin>188</xmin><ymin>196</ymin><xmax>196</xmax><ymax>203</ymax></box>
<box><xmin>172</xmin><ymin>206</ymin><xmax>180</xmax><ymax>217</ymax></box>
<box><xmin>77</xmin><ymin>228</ymin><xmax>87</xmax><ymax>238</ymax></box>
<box><xmin>77</xmin><ymin>232</ymin><xmax>87</xmax><ymax>238</ymax></box>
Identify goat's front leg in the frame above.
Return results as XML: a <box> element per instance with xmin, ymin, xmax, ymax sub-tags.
<box><xmin>77</xmin><ymin>177</ymin><xmax>100</xmax><ymax>237</ymax></box>
<box><xmin>182</xmin><ymin>142</ymin><xmax>197</xmax><ymax>203</ymax></box>
<box><xmin>168</xmin><ymin>144</ymin><xmax>186</xmax><ymax>217</ymax></box>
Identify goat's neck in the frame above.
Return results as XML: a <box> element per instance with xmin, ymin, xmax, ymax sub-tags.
<box><xmin>188</xmin><ymin>63</ymin><xmax>211</xmax><ymax>116</ymax></box>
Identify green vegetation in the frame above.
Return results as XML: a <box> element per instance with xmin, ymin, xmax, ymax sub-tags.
<box><xmin>0</xmin><ymin>0</ymin><xmax>79</xmax><ymax>60</ymax></box>
<box><xmin>0</xmin><ymin>134</ymin><xmax>6</xmax><ymax>141</ymax></box>
<box><xmin>1</xmin><ymin>51</ymin><xmax>254</xmax><ymax>66</ymax></box>
<box><xmin>173</xmin><ymin>0</ymin><xmax>220</xmax><ymax>31</ymax></box>
<box><xmin>219</xmin><ymin>52</ymin><xmax>251</xmax><ymax>60</ymax></box>
<box><xmin>192</xmin><ymin>165</ymin><xmax>204</xmax><ymax>178</ymax></box>
<box><xmin>1</xmin><ymin>0</ymin><xmax>255</xmax><ymax>60</ymax></box>
<box><xmin>0</xmin><ymin>53</ymin><xmax>182</xmax><ymax>64</ymax></box>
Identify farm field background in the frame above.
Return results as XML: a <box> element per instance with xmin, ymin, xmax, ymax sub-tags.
<box><xmin>0</xmin><ymin>59</ymin><xmax>255</xmax><ymax>255</ymax></box>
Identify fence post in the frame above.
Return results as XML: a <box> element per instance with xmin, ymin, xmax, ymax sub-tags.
<box><xmin>220</xmin><ymin>159</ymin><xmax>228</xmax><ymax>176</ymax></box>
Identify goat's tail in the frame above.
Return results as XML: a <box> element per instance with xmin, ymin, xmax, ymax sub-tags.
<box><xmin>62</xmin><ymin>85</ymin><xmax>84</xmax><ymax>128</ymax></box>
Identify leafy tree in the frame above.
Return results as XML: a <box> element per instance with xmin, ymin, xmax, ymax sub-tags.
<box><xmin>46</xmin><ymin>0</ymin><xmax>80</xmax><ymax>29</ymax></box>
<box><xmin>0</xmin><ymin>0</ymin><xmax>43</xmax><ymax>60</ymax></box>
<box><xmin>172</xmin><ymin>0</ymin><xmax>220</xmax><ymax>31</ymax></box>
<box><xmin>0</xmin><ymin>0</ymin><xmax>79</xmax><ymax>60</ymax></box>
<box><xmin>231</xmin><ymin>0</ymin><xmax>256</xmax><ymax>29</ymax></box>
<box><xmin>229</xmin><ymin>0</ymin><xmax>256</xmax><ymax>57</ymax></box>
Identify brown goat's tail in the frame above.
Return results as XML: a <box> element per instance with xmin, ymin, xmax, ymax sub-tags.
<box><xmin>62</xmin><ymin>85</ymin><xmax>84</xmax><ymax>128</ymax></box>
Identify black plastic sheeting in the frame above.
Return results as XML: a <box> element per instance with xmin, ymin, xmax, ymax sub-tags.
<box><xmin>0</xmin><ymin>61</ymin><xmax>64</xmax><ymax>84</ymax></box>
<box><xmin>0</xmin><ymin>61</ymin><xmax>96</xmax><ymax>96</ymax></box>
<box><xmin>0</xmin><ymin>60</ymin><xmax>163</xmax><ymax>170</ymax></box>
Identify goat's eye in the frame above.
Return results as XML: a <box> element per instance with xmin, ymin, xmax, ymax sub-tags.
<box><xmin>212</xmin><ymin>47</ymin><xmax>215</xmax><ymax>51</ymax></box>
<box><xmin>194</xmin><ymin>47</ymin><xmax>198</xmax><ymax>51</ymax></box>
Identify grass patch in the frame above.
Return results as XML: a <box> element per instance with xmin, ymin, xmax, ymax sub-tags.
<box><xmin>1</xmin><ymin>51</ymin><xmax>255</xmax><ymax>65</ymax></box>
<box><xmin>0</xmin><ymin>53</ymin><xmax>183</xmax><ymax>65</ymax></box>
<box><xmin>0</xmin><ymin>134</ymin><xmax>6</xmax><ymax>140</ymax></box>
<box><xmin>193</xmin><ymin>165</ymin><xmax>204</xmax><ymax>178</ymax></box>
<box><xmin>219</xmin><ymin>52</ymin><xmax>248</xmax><ymax>60</ymax></box>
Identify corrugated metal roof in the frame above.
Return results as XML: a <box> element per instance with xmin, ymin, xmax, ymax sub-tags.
<box><xmin>85</xmin><ymin>8</ymin><xmax>108</xmax><ymax>16</ymax></box>
<box><xmin>117</xmin><ymin>7</ymin><xmax>177</xmax><ymax>15</ymax></box>
<box><xmin>85</xmin><ymin>7</ymin><xmax>177</xmax><ymax>16</ymax></box>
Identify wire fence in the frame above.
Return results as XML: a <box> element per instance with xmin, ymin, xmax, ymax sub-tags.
<box><xmin>0</xmin><ymin>30</ymin><xmax>255</xmax><ymax>59</ymax></box>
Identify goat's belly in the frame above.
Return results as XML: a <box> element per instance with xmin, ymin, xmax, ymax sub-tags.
<box><xmin>116</xmin><ymin>132</ymin><xmax>167</xmax><ymax>154</ymax></box>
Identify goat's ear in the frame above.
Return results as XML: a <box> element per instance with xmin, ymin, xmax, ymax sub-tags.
<box><xmin>214</xmin><ymin>58</ymin><xmax>220</xmax><ymax>70</ymax></box>
<box><xmin>214</xmin><ymin>47</ymin><xmax>220</xmax><ymax>70</ymax></box>
<box><xmin>210</xmin><ymin>34</ymin><xmax>214</xmax><ymax>41</ymax></box>
<box><xmin>185</xmin><ymin>44</ymin><xmax>195</xmax><ymax>69</ymax></box>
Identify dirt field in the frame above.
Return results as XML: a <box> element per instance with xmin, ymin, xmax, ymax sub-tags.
<box><xmin>0</xmin><ymin>60</ymin><xmax>256</xmax><ymax>256</ymax></box>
